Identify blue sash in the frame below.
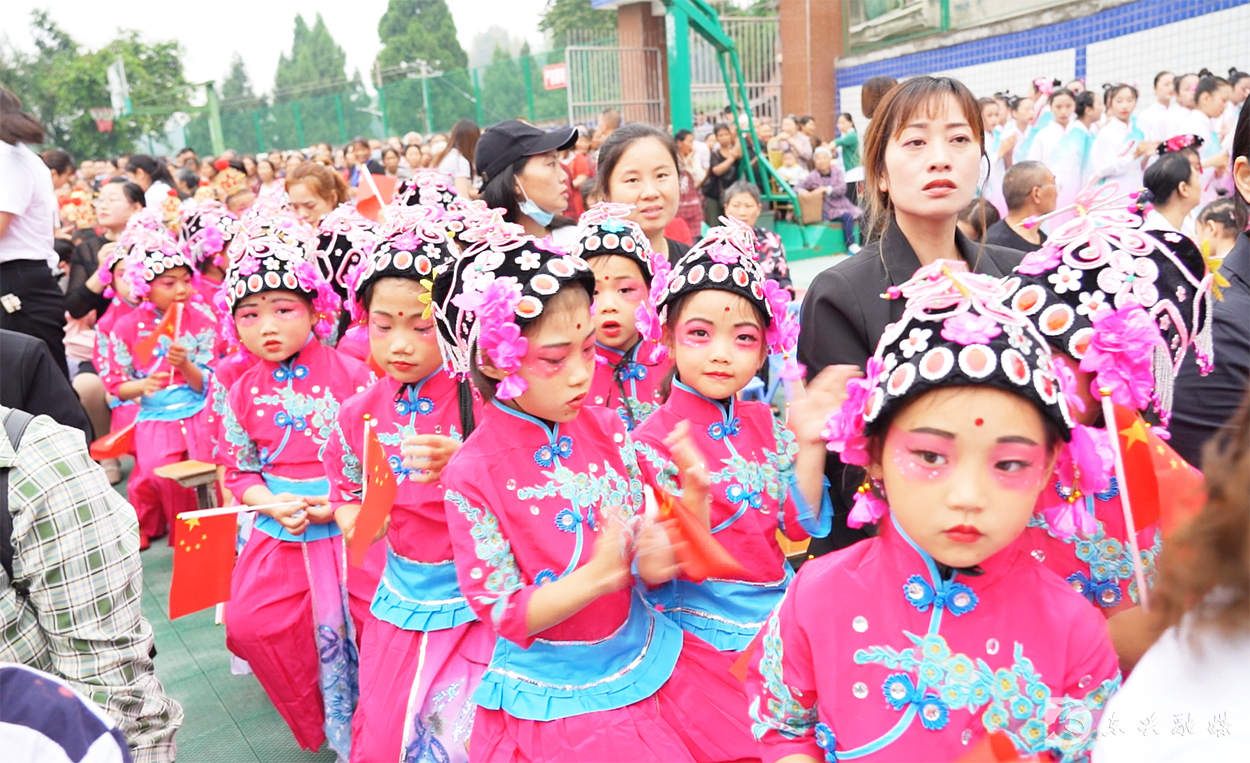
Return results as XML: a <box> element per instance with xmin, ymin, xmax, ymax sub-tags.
<box><xmin>136</xmin><ymin>384</ymin><xmax>206</xmax><ymax>422</ymax></box>
<box><xmin>254</xmin><ymin>474</ymin><xmax>340</xmax><ymax>542</ymax></box>
<box><xmin>645</xmin><ymin>565</ymin><xmax>793</xmax><ymax>652</ymax></box>
<box><xmin>473</xmin><ymin>590</ymin><xmax>683</xmax><ymax>721</ymax></box>
<box><xmin>370</xmin><ymin>545</ymin><xmax>477</xmax><ymax>632</ymax></box>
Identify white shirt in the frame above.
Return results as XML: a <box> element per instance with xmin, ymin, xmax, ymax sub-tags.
<box><xmin>1093</xmin><ymin>621</ymin><xmax>1250</xmax><ymax>763</ymax></box>
<box><xmin>143</xmin><ymin>180</ymin><xmax>174</xmax><ymax>210</ymax></box>
<box><xmin>436</xmin><ymin>148</ymin><xmax>472</xmax><ymax>180</ymax></box>
<box><xmin>0</xmin><ymin>142</ymin><xmax>58</xmax><ymax>269</ymax></box>
<box><xmin>1136</xmin><ymin>100</ymin><xmax>1175</xmax><ymax>143</ymax></box>
<box><xmin>1142</xmin><ymin>208</ymin><xmax>1197</xmax><ymax>241</ymax></box>
<box><xmin>1090</xmin><ymin>118</ymin><xmax>1144</xmax><ymax>191</ymax></box>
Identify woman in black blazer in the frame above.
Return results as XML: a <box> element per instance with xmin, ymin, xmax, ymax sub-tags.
<box><xmin>799</xmin><ymin>76</ymin><xmax>1026</xmax><ymax>554</ymax></box>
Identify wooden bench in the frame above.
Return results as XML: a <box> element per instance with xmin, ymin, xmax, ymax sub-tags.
<box><xmin>153</xmin><ymin>460</ymin><xmax>220</xmax><ymax>512</ymax></box>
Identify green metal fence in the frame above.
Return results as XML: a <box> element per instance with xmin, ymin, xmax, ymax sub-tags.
<box><xmin>180</xmin><ymin>46</ymin><xmax>593</xmax><ymax>157</ymax></box>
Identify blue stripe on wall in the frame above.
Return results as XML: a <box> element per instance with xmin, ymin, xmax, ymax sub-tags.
<box><xmin>836</xmin><ymin>0</ymin><xmax>1249</xmax><ymax>87</ymax></box>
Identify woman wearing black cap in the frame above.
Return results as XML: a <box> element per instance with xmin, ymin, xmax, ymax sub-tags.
<box><xmin>475</xmin><ymin>120</ymin><xmax>580</xmax><ymax>246</ymax></box>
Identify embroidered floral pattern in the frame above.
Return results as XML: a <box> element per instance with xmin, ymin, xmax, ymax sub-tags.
<box><xmin>749</xmin><ymin>602</ymin><xmax>819</xmax><ymax>742</ymax></box>
<box><xmin>446</xmin><ymin>490</ymin><xmax>522</xmax><ymax>627</ymax></box>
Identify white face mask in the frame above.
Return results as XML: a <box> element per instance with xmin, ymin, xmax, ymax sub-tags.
<box><xmin>517</xmin><ymin>183</ymin><xmax>554</xmax><ymax>227</ymax></box>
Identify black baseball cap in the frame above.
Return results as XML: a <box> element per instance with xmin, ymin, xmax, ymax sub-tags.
<box><xmin>475</xmin><ymin>120</ymin><xmax>578</xmax><ymax>183</ymax></box>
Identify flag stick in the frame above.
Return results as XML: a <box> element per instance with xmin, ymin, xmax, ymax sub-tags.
<box><xmin>176</xmin><ymin>501</ymin><xmax>302</xmax><ymax>520</ymax></box>
<box><xmin>1100</xmin><ymin>392</ymin><xmax>1150</xmax><ymax>611</ymax></box>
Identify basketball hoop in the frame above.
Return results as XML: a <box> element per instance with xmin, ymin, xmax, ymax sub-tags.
<box><xmin>89</xmin><ymin>107</ymin><xmax>115</xmax><ymax>132</ymax></box>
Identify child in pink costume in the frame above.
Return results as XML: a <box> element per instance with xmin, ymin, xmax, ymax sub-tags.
<box><xmin>92</xmin><ymin>242</ymin><xmax>141</xmax><ymax>447</ymax></box>
<box><xmin>574</xmin><ymin>202</ymin><xmax>673</xmax><ymax>430</ymax></box>
<box><xmin>432</xmin><ymin>221</ymin><xmax>760</xmax><ymax>763</ymax></box>
<box><xmin>100</xmin><ymin>214</ymin><xmax>220</xmax><ymax>542</ymax></box>
<box><xmin>326</xmin><ymin>207</ymin><xmax>492</xmax><ymax>763</ymax></box>
<box><xmin>1003</xmin><ymin>187</ymin><xmax>1214</xmax><ymax>618</ymax></box>
<box><xmin>216</xmin><ymin>216</ymin><xmax>373</xmax><ymax>757</ymax></box>
<box><xmin>748</xmin><ymin>262</ymin><xmax>1122</xmax><ymax>762</ymax></box>
<box><xmin>631</xmin><ymin>218</ymin><xmax>830</xmax><ymax>655</ymax></box>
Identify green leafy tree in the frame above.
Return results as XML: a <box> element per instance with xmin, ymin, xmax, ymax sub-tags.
<box><xmin>375</xmin><ymin>0</ymin><xmax>471</xmax><ymax>135</ymax></box>
<box><xmin>480</xmin><ymin>45</ymin><xmax>526</xmax><ymax>124</ymax></box>
<box><xmin>270</xmin><ymin>13</ymin><xmax>350</xmax><ymax>148</ymax></box>
<box><xmin>539</xmin><ymin>0</ymin><xmax>617</xmax><ymax>47</ymax></box>
<box><xmin>220</xmin><ymin>53</ymin><xmax>263</xmax><ymax>112</ymax></box>
<box><xmin>0</xmin><ymin>10</ymin><xmax>190</xmax><ymax>159</ymax></box>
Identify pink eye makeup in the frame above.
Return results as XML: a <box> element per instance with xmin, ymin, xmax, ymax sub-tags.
<box><xmin>891</xmin><ymin>432</ymin><xmax>956</xmax><ymax>481</ymax></box>
<box><xmin>270</xmin><ymin>299</ymin><xmax>309</xmax><ymax>320</ymax></box>
<box><xmin>988</xmin><ymin>443</ymin><xmax>1048</xmax><ymax>491</ymax></box>
<box><xmin>616</xmin><ymin>278</ymin><xmax>645</xmax><ymax>302</ymax></box>
<box><xmin>734</xmin><ymin>326</ymin><xmax>763</xmax><ymax>349</ymax></box>
<box><xmin>677</xmin><ymin>320</ymin><xmax>712</xmax><ymax>347</ymax></box>
<box><xmin>235</xmin><ymin>309</ymin><xmax>260</xmax><ymax>327</ymax></box>
<box><xmin>525</xmin><ymin>349</ymin><xmax>568</xmax><ymax>379</ymax></box>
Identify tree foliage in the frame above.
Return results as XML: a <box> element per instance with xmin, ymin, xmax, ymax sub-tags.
<box><xmin>539</xmin><ymin>0</ymin><xmax>617</xmax><ymax>47</ymax></box>
<box><xmin>479</xmin><ymin>45</ymin><xmax>526</xmax><ymax>124</ymax></box>
<box><xmin>0</xmin><ymin>10</ymin><xmax>190</xmax><ymax>160</ymax></box>
<box><xmin>375</xmin><ymin>0</ymin><xmax>472</xmax><ymax>135</ymax></box>
<box><xmin>273</xmin><ymin>14</ymin><xmax>348</xmax><ymax>102</ymax></box>
<box><xmin>220</xmin><ymin>53</ymin><xmax>263</xmax><ymax>113</ymax></box>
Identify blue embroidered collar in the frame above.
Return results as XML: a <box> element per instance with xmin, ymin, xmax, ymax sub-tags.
<box><xmin>268</xmin><ymin>334</ymin><xmax>317</xmax><ymax>383</ymax></box>
<box><xmin>394</xmin><ymin>369</ymin><xmax>440</xmax><ymax>417</ymax></box>
<box><xmin>490</xmin><ymin>399</ymin><xmax>574</xmax><ymax>467</ymax></box>
<box><xmin>672</xmin><ymin>379</ymin><xmax>740</xmax><ymax>440</ymax></box>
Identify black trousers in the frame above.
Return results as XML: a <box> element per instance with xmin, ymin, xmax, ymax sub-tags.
<box><xmin>0</xmin><ymin>259</ymin><xmax>68</xmax><ymax>377</ymax></box>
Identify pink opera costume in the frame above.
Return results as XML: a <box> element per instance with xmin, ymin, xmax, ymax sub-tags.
<box><xmin>325</xmin><ymin>205</ymin><xmax>492</xmax><ymax>763</ymax></box>
<box><xmin>430</xmin><ymin>221</ymin><xmax>759</xmax><ymax>762</ymax></box>
<box><xmin>575</xmin><ymin>202</ymin><xmax>674</xmax><ymax>431</ymax></box>
<box><xmin>92</xmin><ymin>241</ymin><xmax>141</xmax><ymax>450</ymax></box>
<box><xmin>748</xmin><ymin>262</ymin><xmax>1121</xmax><ymax>761</ymax></box>
<box><xmin>1004</xmin><ymin>182</ymin><xmax>1215</xmax><ymax>614</ymax></box>
<box><xmin>216</xmin><ymin>216</ymin><xmax>373</xmax><ymax>757</ymax></box>
<box><xmin>99</xmin><ymin>211</ymin><xmax>220</xmax><ymax>541</ymax></box>
<box><xmin>631</xmin><ymin>219</ymin><xmax>825</xmax><ymax>653</ymax></box>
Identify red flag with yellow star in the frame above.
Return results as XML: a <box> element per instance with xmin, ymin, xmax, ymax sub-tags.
<box><xmin>133</xmin><ymin>301</ymin><xmax>183</xmax><ymax>367</ymax></box>
<box><xmin>169</xmin><ymin>513</ymin><xmax>236</xmax><ymax>619</ymax></box>
<box><xmin>349</xmin><ymin>424</ymin><xmax>397</xmax><ymax>568</ymax></box>
<box><xmin>1112</xmin><ymin>405</ymin><xmax>1205</xmax><ymax>533</ymax></box>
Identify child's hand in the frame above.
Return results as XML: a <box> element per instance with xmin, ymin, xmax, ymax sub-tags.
<box><xmin>787</xmin><ymin>364</ymin><xmax>865</xmax><ymax>445</ymax></box>
<box><xmin>164</xmin><ymin>343</ymin><xmax>189</xmax><ymax>369</ymax></box>
<box><xmin>303</xmin><ymin>495</ymin><xmax>336</xmax><ymax>524</ymax></box>
<box><xmin>263</xmin><ymin>493</ymin><xmax>310</xmax><ymax>535</ymax></box>
<box><xmin>401</xmin><ymin>434</ymin><xmax>461</xmax><ymax>483</ymax></box>
<box><xmin>140</xmin><ymin>372</ymin><xmax>172</xmax><ymax>396</ymax></box>
<box><xmin>635</xmin><ymin>519</ymin><xmax>680</xmax><ymax>586</ymax></box>
<box><xmin>664</xmin><ymin>421</ymin><xmax>711</xmax><ymax>528</ymax></box>
<box><xmin>586</xmin><ymin>515</ymin><xmax>632</xmax><ymax>596</ymax></box>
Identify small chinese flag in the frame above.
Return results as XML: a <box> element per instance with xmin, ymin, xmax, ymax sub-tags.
<box><xmin>89</xmin><ymin>422</ymin><xmax>136</xmax><ymax>460</ymax></box>
<box><xmin>169</xmin><ymin>513</ymin><xmax>236</xmax><ymax>619</ymax></box>
<box><xmin>653</xmin><ymin>487</ymin><xmax>746</xmax><ymax>583</ymax></box>
<box><xmin>349</xmin><ymin>424</ymin><xmax>397</xmax><ymax>567</ymax></box>
<box><xmin>1112</xmin><ymin>405</ymin><xmax>1205</xmax><ymax>533</ymax></box>
<box><xmin>133</xmin><ymin>300</ymin><xmax>183</xmax><ymax>366</ymax></box>
<box><xmin>355</xmin><ymin>173</ymin><xmax>397</xmax><ymax>222</ymax></box>
<box><xmin>1112</xmin><ymin>405</ymin><xmax>1205</xmax><ymax>534</ymax></box>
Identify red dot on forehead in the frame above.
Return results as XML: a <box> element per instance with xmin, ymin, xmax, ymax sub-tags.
<box><xmin>975</xmin><ymin>418</ymin><xmax>984</xmax><ymax>427</ymax></box>
<box><xmin>576</xmin><ymin>323</ymin><xmax>582</xmax><ymax>329</ymax></box>
<box><xmin>397</xmin><ymin>311</ymin><xmax>404</xmax><ymax>317</ymax></box>
<box><xmin>724</xmin><ymin>306</ymin><xmax>731</xmax><ymax>312</ymax></box>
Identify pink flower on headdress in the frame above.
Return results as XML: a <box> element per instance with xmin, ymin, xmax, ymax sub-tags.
<box><xmin>1040</xmin><ymin>498</ymin><xmax>1097</xmax><ymax>540</ymax></box>
<box><xmin>940</xmin><ymin>311</ymin><xmax>1002</xmax><ymax>345</ymax></box>
<box><xmin>707</xmin><ymin>242</ymin><xmax>742</xmax><ymax>265</ymax></box>
<box><xmin>235</xmin><ymin>256</ymin><xmax>261</xmax><ymax>277</ymax></box>
<box><xmin>486</xmin><ymin>322</ymin><xmax>528</xmax><ymax>370</ymax></box>
<box><xmin>1097</xmin><ymin>251</ymin><xmax>1160</xmax><ymax>308</ymax></box>
<box><xmin>847</xmin><ymin>486</ymin><xmax>889</xmax><ymax>529</ymax></box>
<box><xmin>579</xmin><ymin>202</ymin><xmax>635</xmax><ymax>227</ymax></box>
<box><xmin>392</xmin><ymin>231</ymin><xmax>422</xmax><ymax>251</ymax></box>
<box><xmin>1055</xmin><ymin>424</ymin><xmax>1113</xmax><ymax>497</ymax></box>
<box><xmin>821</xmin><ymin>356</ymin><xmax>883</xmax><ymax>467</ymax></box>
<box><xmin>762</xmin><ymin>280</ymin><xmax>797</xmax><ymax>352</ymax></box>
<box><xmin>1016</xmin><ymin>245</ymin><xmax>1063</xmax><ymax>275</ymax></box>
<box><xmin>497</xmin><ymin>373</ymin><xmax>528</xmax><ymax>400</ymax></box>
<box><xmin>1079</xmin><ymin>304</ymin><xmax>1164</xmax><ymax>411</ymax></box>
<box><xmin>1053</xmin><ymin>359</ymin><xmax>1087</xmax><ymax>415</ymax></box>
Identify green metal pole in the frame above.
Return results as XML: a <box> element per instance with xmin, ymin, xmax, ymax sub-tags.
<box><xmin>665</xmin><ymin>4</ymin><xmax>693</xmax><ymax>131</ymax></box>
<box><xmin>253</xmin><ymin>111</ymin><xmax>265</xmax><ymax>152</ymax></box>
<box><xmin>472</xmin><ymin>68</ymin><xmax>484</xmax><ymax>125</ymax></box>
<box><xmin>421</xmin><ymin>76</ymin><xmax>433</xmax><ymax>134</ymax></box>
<box><xmin>335</xmin><ymin>94</ymin><xmax>347</xmax><ymax>143</ymax></box>
<box><xmin>293</xmin><ymin>102</ymin><xmax>306</xmax><ymax>148</ymax></box>
<box><xmin>205</xmin><ymin>82</ymin><xmax>225</xmax><ymax>157</ymax></box>
<box><xmin>522</xmin><ymin>56</ymin><xmax>536</xmax><ymax>122</ymax></box>
<box><xmin>941</xmin><ymin>0</ymin><xmax>951</xmax><ymax>31</ymax></box>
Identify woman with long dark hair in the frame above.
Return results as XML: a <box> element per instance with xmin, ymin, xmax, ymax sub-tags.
<box><xmin>799</xmin><ymin>76</ymin><xmax>1023</xmax><ymax>554</ymax></box>
<box><xmin>435</xmin><ymin>119</ymin><xmax>481</xmax><ymax>198</ymax></box>
<box><xmin>0</xmin><ymin>85</ymin><xmax>68</xmax><ymax>375</ymax></box>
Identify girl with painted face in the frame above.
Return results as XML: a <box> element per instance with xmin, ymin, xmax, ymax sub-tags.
<box><xmin>630</xmin><ymin>217</ymin><xmax>837</xmax><ymax>660</ymax></box>
<box><xmin>99</xmin><ymin>210</ymin><xmax>221</xmax><ymax>545</ymax></box>
<box><xmin>326</xmin><ymin>207</ymin><xmax>490</xmax><ymax>763</ymax></box>
<box><xmin>215</xmin><ymin>212</ymin><xmax>373</xmax><ymax>758</ymax></box>
<box><xmin>575</xmin><ymin>202</ymin><xmax>673</xmax><ymax>430</ymax></box>
<box><xmin>431</xmin><ymin>219</ymin><xmax>758</xmax><ymax>763</ymax></box>
<box><xmin>749</xmin><ymin>261</ymin><xmax>1121</xmax><ymax>762</ymax></box>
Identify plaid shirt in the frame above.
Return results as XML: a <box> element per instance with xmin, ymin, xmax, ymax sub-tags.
<box><xmin>0</xmin><ymin>408</ymin><xmax>183</xmax><ymax>763</ymax></box>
